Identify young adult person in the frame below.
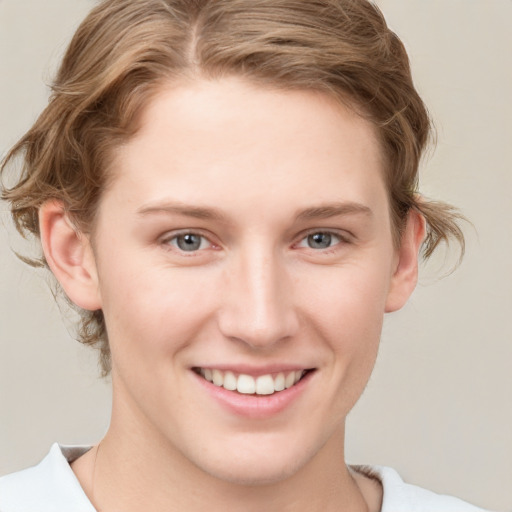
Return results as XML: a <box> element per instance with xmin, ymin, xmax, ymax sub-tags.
<box><xmin>0</xmin><ymin>0</ymin><xmax>493</xmax><ymax>510</ymax></box>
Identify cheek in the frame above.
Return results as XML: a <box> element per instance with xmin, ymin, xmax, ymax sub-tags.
<box><xmin>96</xmin><ymin>256</ymin><xmax>216</xmax><ymax>366</ymax></box>
<box><xmin>302</xmin><ymin>259</ymin><xmax>391</xmax><ymax>336</ymax></box>
<box><xmin>299</xmin><ymin>260</ymin><xmax>391</xmax><ymax>384</ymax></box>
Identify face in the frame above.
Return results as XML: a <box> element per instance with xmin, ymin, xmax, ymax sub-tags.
<box><xmin>84</xmin><ymin>78</ymin><xmax>412</xmax><ymax>484</ymax></box>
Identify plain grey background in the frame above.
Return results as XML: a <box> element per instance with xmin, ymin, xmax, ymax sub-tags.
<box><xmin>1</xmin><ymin>1</ymin><xmax>511</xmax><ymax>511</ymax></box>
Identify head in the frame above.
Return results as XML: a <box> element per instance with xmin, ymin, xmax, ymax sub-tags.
<box><xmin>1</xmin><ymin>0</ymin><xmax>468</xmax><ymax>487</ymax></box>
<box><xmin>2</xmin><ymin>0</ymin><xmax>463</xmax><ymax>456</ymax></box>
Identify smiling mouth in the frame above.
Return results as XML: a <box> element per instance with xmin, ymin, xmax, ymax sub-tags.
<box><xmin>193</xmin><ymin>368</ymin><xmax>313</xmax><ymax>396</ymax></box>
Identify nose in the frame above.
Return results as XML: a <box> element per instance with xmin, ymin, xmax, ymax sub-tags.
<box><xmin>217</xmin><ymin>246</ymin><xmax>299</xmax><ymax>349</ymax></box>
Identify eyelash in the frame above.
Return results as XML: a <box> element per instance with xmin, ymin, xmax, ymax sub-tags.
<box><xmin>160</xmin><ymin>229</ymin><xmax>350</xmax><ymax>255</ymax></box>
<box><xmin>295</xmin><ymin>230</ymin><xmax>349</xmax><ymax>252</ymax></box>
<box><xmin>161</xmin><ymin>231</ymin><xmax>215</xmax><ymax>254</ymax></box>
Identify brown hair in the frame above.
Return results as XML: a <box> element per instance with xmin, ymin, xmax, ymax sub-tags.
<box><xmin>0</xmin><ymin>0</ymin><xmax>465</xmax><ymax>375</ymax></box>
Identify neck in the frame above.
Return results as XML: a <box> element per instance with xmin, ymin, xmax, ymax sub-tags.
<box><xmin>89</xmin><ymin>431</ymin><xmax>368</xmax><ymax>512</ymax></box>
<box><xmin>73</xmin><ymin>385</ymin><xmax>373</xmax><ymax>512</ymax></box>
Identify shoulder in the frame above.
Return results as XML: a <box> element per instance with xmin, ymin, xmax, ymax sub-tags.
<box><xmin>352</xmin><ymin>465</ymin><xmax>493</xmax><ymax>512</ymax></box>
<box><xmin>0</xmin><ymin>443</ymin><xmax>95</xmax><ymax>512</ymax></box>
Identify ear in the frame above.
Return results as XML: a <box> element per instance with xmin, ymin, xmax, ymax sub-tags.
<box><xmin>385</xmin><ymin>209</ymin><xmax>426</xmax><ymax>313</ymax></box>
<box><xmin>39</xmin><ymin>200</ymin><xmax>102</xmax><ymax>311</ymax></box>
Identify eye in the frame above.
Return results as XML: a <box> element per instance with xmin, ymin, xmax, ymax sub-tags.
<box><xmin>298</xmin><ymin>231</ymin><xmax>343</xmax><ymax>250</ymax></box>
<box><xmin>166</xmin><ymin>233</ymin><xmax>211</xmax><ymax>252</ymax></box>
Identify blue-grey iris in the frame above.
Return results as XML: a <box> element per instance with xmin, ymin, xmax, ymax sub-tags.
<box><xmin>308</xmin><ymin>233</ymin><xmax>332</xmax><ymax>249</ymax></box>
<box><xmin>177</xmin><ymin>234</ymin><xmax>202</xmax><ymax>251</ymax></box>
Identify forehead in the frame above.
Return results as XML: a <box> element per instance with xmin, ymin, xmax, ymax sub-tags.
<box><xmin>105</xmin><ymin>77</ymin><xmax>388</xmax><ymax>221</ymax></box>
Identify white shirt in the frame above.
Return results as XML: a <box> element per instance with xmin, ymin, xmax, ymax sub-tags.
<box><xmin>0</xmin><ymin>444</ymin><xmax>491</xmax><ymax>511</ymax></box>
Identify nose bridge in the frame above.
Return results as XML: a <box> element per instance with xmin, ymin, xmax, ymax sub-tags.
<box><xmin>218</xmin><ymin>241</ymin><xmax>298</xmax><ymax>348</ymax></box>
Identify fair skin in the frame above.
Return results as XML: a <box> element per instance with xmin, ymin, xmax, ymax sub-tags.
<box><xmin>40</xmin><ymin>77</ymin><xmax>425</xmax><ymax>512</ymax></box>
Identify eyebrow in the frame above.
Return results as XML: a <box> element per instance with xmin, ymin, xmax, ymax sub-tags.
<box><xmin>137</xmin><ymin>200</ymin><xmax>373</xmax><ymax>222</ymax></box>
<box><xmin>294</xmin><ymin>202</ymin><xmax>373</xmax><ymax>221</ymax></box>
<box><xmin>137</xmin><ymin>202</ymin><xmax>229</xmax><ymax>222</ymax></box>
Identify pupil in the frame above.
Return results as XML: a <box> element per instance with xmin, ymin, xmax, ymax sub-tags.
<box><xmin>177</xmin><ymin>234</ymin><xmax>201</xmax><ymax>251</ymax></box>
<box><xmin>309</xmin><ymin>233</ymin><xmax>331</xmax><ymax>249</ymax></box>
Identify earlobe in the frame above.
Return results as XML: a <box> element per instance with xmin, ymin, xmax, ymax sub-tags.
<box><xmin>385</xmin><ymin>209</ymin><xmax>426</xmax><ymax>313</ymax></box>
<box><xmin>39</xmin><ymin>201</ymin><xmax>102</xmax><ymax>311</ymax></box>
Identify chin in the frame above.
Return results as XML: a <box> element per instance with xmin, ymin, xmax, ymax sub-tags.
<box><xmin>187</xmin><ymin>434</ymin><xmax>320</xmax><ymax>487</ymax></box>
<box><xmin>201</xmin><ymin>457</ymin><xmax>305</xmax><ymax>487</ymax></box>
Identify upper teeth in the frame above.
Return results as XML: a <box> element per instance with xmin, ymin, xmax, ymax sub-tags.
<box><xmin>199</xmin><ymin>368</ymin><xmax>305</xmax><ymax>395</ymax></box>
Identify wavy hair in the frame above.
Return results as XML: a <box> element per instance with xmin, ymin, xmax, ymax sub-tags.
<box><xmin>1</xmin><ymin>0</ymin><xmax>465</xmax><ymax>374</ymax></box>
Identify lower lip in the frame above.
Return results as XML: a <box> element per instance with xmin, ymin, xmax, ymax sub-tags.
<box><xmin>193</xmin><ymin>371</ymin><xmax>314</xmax><ymax>419</ymax></box>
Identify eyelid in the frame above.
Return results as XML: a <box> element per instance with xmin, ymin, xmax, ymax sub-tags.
<box><xmin>159</xmin><ymin>229</ymin><xmax>218</xmax><ymax>252</ymax></box>
<box><xmin>294</xmin><ymin>229</ymin><xmax>351</xmax><ymax>250</ymax></box>
<box><xmin>158</xmin><ymin>227</ymin><xmax>352</xmax><ymax>253</ymax></box>
<box><xmin>298</xmin><ymin>227</ymin><xmax>351</xmax><ymax>240</ymax></box>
